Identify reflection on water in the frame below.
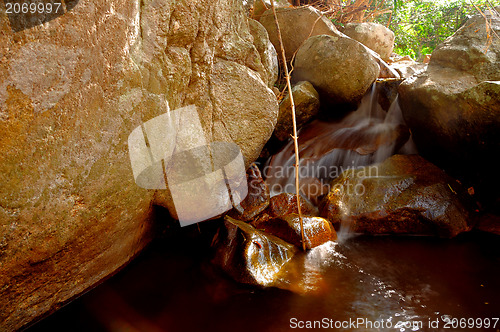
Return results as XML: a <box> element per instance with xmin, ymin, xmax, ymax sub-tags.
<box><xmin>27</xmin><ymin>222</ymin><xmax>499</xmax><ymax>332</ymax></box>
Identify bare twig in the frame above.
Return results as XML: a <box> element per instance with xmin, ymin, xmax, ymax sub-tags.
<box><xmin>469</xmin><ymin>0</ymin><xmax>500</xmax><ymax>53</ymax></box>
<box><xmin>270</xmin><ymin>0</ymin><xmax>306</xmax><ymax>251</ymax></box>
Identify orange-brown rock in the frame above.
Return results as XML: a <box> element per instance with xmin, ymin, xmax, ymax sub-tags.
<box><xmin>0</xmin><ymin>0</ymin><xmax>278</xmax><ymax>329</ymax></box>
<box><xmin>212</xmin><ymin>216</ymin><xmax>298</xmax><ymax>286</ymax></box>
<box><xmin>252</xmin><ymin>214</ymin><xmax>336</xmax><ymax>249</ymax></box>
<box><xmin>258</xmin><ymin>193</ymin><xmax>319</xmax><ymax>222</ymax></box>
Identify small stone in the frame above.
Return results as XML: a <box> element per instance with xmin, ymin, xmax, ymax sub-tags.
<box><xmin>252</xmin><ymin>214</ymin><xmax>336</xmax><ymax>249</ymax></box>
<box><xmin>274</xmin><ymin>81</ymin><xmax>320</xmax><ymax>141</ymax></box>
<box><xmin>261</xmin><ymin>193</ymin><xmax>319</xmax><ymax>221</ymax></box>
<box><xmin>212</xmin><ymin>216</ymin><xmax>298</xmax><ymax>286</ymax></box>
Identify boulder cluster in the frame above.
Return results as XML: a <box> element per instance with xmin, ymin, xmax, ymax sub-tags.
<box><xmin>0</xmin><ymin>0</ymin><xmax>497</xmax><ymax>327</ymax></box>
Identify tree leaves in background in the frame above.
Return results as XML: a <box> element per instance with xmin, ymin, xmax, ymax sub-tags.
<box><xmin>375</xmin><ymin>0</ymin><xmax>500</xmax><ymax>60</ymax></box>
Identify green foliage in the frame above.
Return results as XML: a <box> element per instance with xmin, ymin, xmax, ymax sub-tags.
<box><xmin>375</xmin><ymin>0</ymin><xmax>500</xmax><ymax>60</ymax></box>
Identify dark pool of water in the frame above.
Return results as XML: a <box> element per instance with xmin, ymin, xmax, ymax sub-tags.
<box><xmin>26</xmin><ymin>220</ymin><xmax>499</xmax><ymax>332</ymax></box>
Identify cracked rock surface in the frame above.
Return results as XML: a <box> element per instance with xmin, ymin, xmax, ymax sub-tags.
<box><xmin>0</xmin><ymin>0</ymin><xmax>278</xmax><ymax>329</ymax></box>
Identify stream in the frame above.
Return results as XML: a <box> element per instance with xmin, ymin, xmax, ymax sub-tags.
<box><xmin>26</xmin><ymin>83</ymin><xmax>499</xmax><ymax>332</ymax></box>
<box><xmin>27</xmin><ymin>221</ymin><xmax>499</xmax><ymax>332</ymax></box>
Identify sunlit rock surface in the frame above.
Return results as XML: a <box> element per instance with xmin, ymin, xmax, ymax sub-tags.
<box><xmin>320</xmin><ymin>155</ymin><xmax>475</xmax><ymax>238</ymax></box>
<box><xmin>389</xmin><ymin>55</ymin><xmax>427</xmax><ymax>78</ymax></box>
<box><xmin>293</xmin><ymin>34</ymin><xmax>380</xmax><ymax>108</ymax></box>
<box><xmin>248</xmin><ymin>18</ymin><xmax>279</xmax><ymax>88</ymax></box>
<box><xmin>252</xmin><ymin>0</ymin><xmax>291</xmax><ymax>21</ymax></box>
<box><xmin>251</xmin><ymin>214</ymin><xmax>336</xmax><ymax>249</ymax></box>
<box><xmin>0</xmin><ymin>0</ymin><xmax>278</xmax><ymax>329</ymax></box>
<box><xmin>342</xmin><ymin>22</ymin><xmax>395</xmax><ymax>60</ymax></box>
<box><xmin>259</xmin><ymin>6</ymin><xmax>342</xmax><ymax>61</ymax></box>
<box><xmin>212</xmin><ymin>216</ymin><xmax>298</xmax><ymax>287</ymax></box>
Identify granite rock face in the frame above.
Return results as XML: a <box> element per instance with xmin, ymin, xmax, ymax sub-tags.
<box><xmin>342</xmin><ymin>22</ymin><xmax>395</xmax><ymax>60</ymax></box>
<box><xmin>248</xmin><ymin>18</ymin><xmax>279</xmax><ymax>88</ymax></box>
<box><xmin>320</xmin><ymin>155</ymin><xmax>475</xmax><ymax>238</ymax></box>
<box><xmin>293</xmin><ymin>34</ymin><xmax>380</xmax><ymax>108</ymax></box>
<box><xmin>0</xmin><ymin>0</ymin><xmax>278</xmax><ymax>329</ymax></box>
<box><xmin>398</xmin><ymin>8</ymin><xmax>500</xmax><ymax>204</ymax></box>
<box><xmin>259</xmin><ymin>6</ymin><xmax>342</xmax><ymax>61</ymax></box>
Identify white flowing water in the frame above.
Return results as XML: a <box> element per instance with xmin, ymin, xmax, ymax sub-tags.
<box><xmin>264</xmin><ymin>82</ymin><xmax>417</xmax><ymax>204</ymax></box>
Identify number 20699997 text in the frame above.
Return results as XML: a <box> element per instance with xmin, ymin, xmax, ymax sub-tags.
<box><xmin>5</xmin><ymin>2</ymin><xmax>63</xmax><ymax>15</ymax></box>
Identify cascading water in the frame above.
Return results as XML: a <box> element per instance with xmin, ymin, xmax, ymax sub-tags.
<box><xmin>263</xmin><ymin>81</ymin><xmax>417</xmax><ymax>206</ymax></box>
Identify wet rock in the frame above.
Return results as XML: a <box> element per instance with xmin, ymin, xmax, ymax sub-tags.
<box><xmin>259</xmin><ymin>193</ymin><xmax>319</xmax><ymax>221</ymax></box>
<box><xmin>212</xmin><ymin>216</ymin><xmax>298</xmax><ymax>286</ymax></box>
<box><xmin>251</xmin><ymin>214</ymin><xmax>336</xmax><ymax>249</ymax></box>
<box><xmin>320</xmin><ymin>155</ymin><xmax>475</xmax><ymax>238</ymax></box>
<box><xmin>259</xmin><ymin>6</ymin><xmax>342</xmax><ymax>61</ymax></box>
<box><xmin>293</xmin><ymin>34</ymin><xmax>379</xmax><ymax>108</ymax></box>
<box><xmin>376</xmin><ymin>79</ymin><xmax>403</xmax><ymax>111</ymax></box>
<box><xmin>274</xmin><ymin>81</ymin><xmax>320</xmax><ymax>141</ymax></box>
<box><xmin>342</xmin><ymin>22</ymin><xmax>395</xmax><ymax>60</ymax></box>
<box><xmin>0</xmin><ymin>0</ymin><xmax>278</xmax><ymax>329</ymax></box>
<box><xmin>475</xmin><ymin>213</ymin><xmax>500</xmax><ymax>236</ymax></box>
<box><xmin>228</xmin><ymin>164</ymin><xmax>270</xmax><ymax>222</ymax></box>
<box><xmin>296</xmin><ymin>176</ymin><xmax>330</xmax><ymax>207</ymax></box>
<box><xmin>248</xmin><ymin>18</ymin><xmax>279</xmax><ymax>87</ymax></box>
<box><xmin>398</xmin><ymin>8</ymin><xmax>500</xmax><ymax>204</ymax></box>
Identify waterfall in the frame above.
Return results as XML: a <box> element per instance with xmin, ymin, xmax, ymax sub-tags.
<box><xmin>263</xmin><ymin>81</ymin><xmax>417</xmax><ymax>205</ymax></box>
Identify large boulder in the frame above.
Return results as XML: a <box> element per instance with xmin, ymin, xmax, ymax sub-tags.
<box><xmin>259</xmin><ymin>6</ymin><xmax>342</xmax><ymax>61</ymax></box>
<box><xmin>398</xmin><ymin>9</ymin><xmax>500</xmax><ymax>205</ymax></box>
<box><xmin>248</xmin><ymin>18</ymin><xmax>279</xmax><ymax>87</ymax></box>
<box><xmin>342</xmin><ymin>22</ymin><xmax>395</xmax><ymax>60</ymax></box>
<box><xmin>274</xmin><ymin>81</ymin><xmax>320</xmax><ymax>141</ymax></box>
<box><xmin>319</xmin><ymin>155</ymin><xmax>475</xmax><ymax>238</ymax></box>
<box><xmin>293</xmin><ymin>34</ymin><xmax>380</xmax><ymax>108</ymax></box>
<box><xmin>0</xmin><ymin>0</ymin><xmax>278</xmax><ymax>329</ymax></box>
